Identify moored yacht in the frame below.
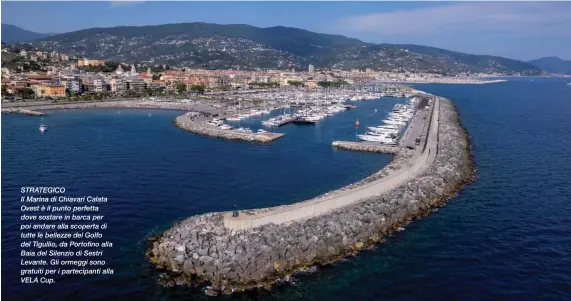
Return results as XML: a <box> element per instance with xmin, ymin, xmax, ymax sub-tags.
<box><xmin>357</xmin><ymin>134</ymin><xmax>396</xmax><ymax>144</ymax></box>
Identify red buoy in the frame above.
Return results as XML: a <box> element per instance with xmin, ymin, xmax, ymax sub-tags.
<box><xmin>355</xmin><ymin>119</ymin><xmax>360</xmax><ymax>127</ymax></box>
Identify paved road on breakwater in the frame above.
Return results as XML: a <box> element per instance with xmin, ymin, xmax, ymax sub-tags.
<box><xmin>224</xmin><ymin>98</ymin><xmax>440</xmax><ymax>230</ymax></box>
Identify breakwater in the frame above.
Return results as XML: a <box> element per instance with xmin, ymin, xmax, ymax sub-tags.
<box><xmin>1</xmin><ymin>108</ymin><xmax>45</xmax><ymax>116</ymax></box>
<box><xmin>5</xmin><ymin>100</ymin><xmax>216</xmax><ymax>113</ymax></box>
<box><xmin>332</xmin><ymin>141</ymin><xmax>400</xmax><ymax>154</ymax></box>
<box><xmin>174</xmin><ymin>113</ymin><xmax>284</xmax><ymax>143</ymax></box>
<box><xmin>147</xmin><ymin>92</ymin><xmax>474</xmax><ymax>295</ymax></box>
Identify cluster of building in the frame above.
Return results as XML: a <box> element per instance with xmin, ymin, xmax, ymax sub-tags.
<box><xmin>1</xmin><ymin>46</ymin><xmax>504</xmax><ymax>99</ymax></box>
<box><xmin>1</xmin><ymin>63</ymin><xmax>165</xmax><ymax>98</ymax></box>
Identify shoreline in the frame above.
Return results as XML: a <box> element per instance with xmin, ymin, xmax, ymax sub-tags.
<box><xmin>1</xmin><ymin>108</ymin><xmax>46</xmax><ymax>116</ymax></box>
<box><xmin>377</xmin><ymin>79</ymin><xmax>507</xmax><ymax>85</ymax></box>
<box><xmin>0</xmin><ymin>100</ymin><xmax>286</xmax><ymax>143</ymax></box>
<box><xmin>147</xmin><ymin>91</ymin><xmax>474</xmax><ymax>295</ymax></box>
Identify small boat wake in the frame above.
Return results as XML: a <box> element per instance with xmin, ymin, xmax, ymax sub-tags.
<box><xmin>39</xmin><ymin>117</ymin><xmax>47</xmax><ymax>133</ymax></box>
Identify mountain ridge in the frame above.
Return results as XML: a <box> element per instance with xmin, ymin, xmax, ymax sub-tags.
<box><xmin>1</xmin><ymin>24</ymin><xmax>55</xmax><ymax>44</ymax></box>
<box><xmin>527</xmin><ymin>57</ymin><xmax>571</xmax><ymax>75</ymax></box>
<box><xmin>15</xmin><ymin>22</ymin><xmax>541</xmax><ymax>75</ymax></box>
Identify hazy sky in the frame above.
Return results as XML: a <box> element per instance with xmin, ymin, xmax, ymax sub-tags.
<box><xmin>2</xmin><ymin>1</ymin><xmax>570</xmax><ymax>61</ymax></box>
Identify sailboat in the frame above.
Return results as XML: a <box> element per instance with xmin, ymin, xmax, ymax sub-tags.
<box><xmin>226</xmin><ymin>99</ymin><xmax>242</xmax><ymax>122</ymax></box>
<box><xmin>39</xmin><ymin>117</ymin><xmax>47</xmax><ymax>133</ymax></box>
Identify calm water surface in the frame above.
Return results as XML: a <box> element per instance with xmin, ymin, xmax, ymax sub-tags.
<box><xmin>2</xmin><ymin>78</ymin><xmax>571</xmax><ymax>300</ymax></box>
<box><xmin>2</xmin><ymin>97</ymin><xmax>401</xmax><ymax>300</ymax></box>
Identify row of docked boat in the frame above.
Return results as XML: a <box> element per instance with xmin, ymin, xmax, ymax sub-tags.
<box><xmin>226</xmin><ymin>109</ymin><xmax>271</xmax><ymax>121</ymax></box>
<box><xmin>205</xmin><ymin>117</ymin><xmax>269</xmax><ymax>135</ymax></box>
<box><xmin>235</xmin><ymin>127</ymin><xmax>269</xmax><ymax>135</ymax></box>
<box><xmin>205</xmin><ymin>118</ymin><xmax>233</xmax><ymax>130</ymax></box>
<box><xmin>261</xmin><ymin>113</ymin><xmax>295</xmax><ymax>127</ymax></box>
<box><xmin>261</xmin><ymin>104</ymin><xmax>349</xmax><ymax>127</ymax></box>
<box><xmin>358</xmin><ymin>101</ymin><xmax>417</xmax><ymax>145</ymax></box>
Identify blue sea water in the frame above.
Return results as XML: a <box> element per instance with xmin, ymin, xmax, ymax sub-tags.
<box><xmin>2</xmin><ymin>78</ymin><xmax>571</xmax><ymax>300</ymax></box>
<box><xmin>2</xmin><ymin>97</ymin><xmax>401</xmax><ymax>300</ymax></box>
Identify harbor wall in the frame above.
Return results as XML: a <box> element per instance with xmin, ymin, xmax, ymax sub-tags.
<box><xmin>147</xmin><ymin>93</ymin><xmax>474</xmax><ymax>296</ymax></box>
<box><xmin>1</xmin><ymin>108</ymin><xmax>45</xmax><ymax>116</ymax></box>
<box><xmin>0</xmin><ymin>100</ymin><xmax>217</xmax><ymax>113</ymax></box>
<box><xmin>174</xmin><ymin>113</ymin><xmax>284</xmax><ymax>143</ymax></box>
<box><xmin>331</xmin><ymin>141</ymin><xmax>400</xmax><ymax>154</ymax></box>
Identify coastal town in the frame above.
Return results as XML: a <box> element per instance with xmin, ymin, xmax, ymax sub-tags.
<box><xmin>1</xmin><ymin>44</ymin><xmax>508</xmax><ymax>102</ymax></box>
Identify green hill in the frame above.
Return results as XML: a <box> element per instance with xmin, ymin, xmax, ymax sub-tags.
<box><xmin>28</xmin><ymin>22</ymin><xmax>540</xmax><ymax>75</ymax></box>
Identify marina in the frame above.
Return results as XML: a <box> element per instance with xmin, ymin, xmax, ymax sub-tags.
<box><xmin>3</xmin><ymin>77</ymin><xmax>570</xmax><ymax>301</ymax></box>
<box><xmin>3</xmin><ymin>85</ymin><xmax>419</xmax><ymax>143</ymax></box>
<box><xmin>148</xmin><ymin>90</ymin><xmax>475</xmax><ymax>296</ymax></box>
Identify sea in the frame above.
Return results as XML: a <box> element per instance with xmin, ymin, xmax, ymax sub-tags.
<box><xmin>1</xmin><ymin>77</ymin><xmax>570</xmax><ymax>300</ymax></box>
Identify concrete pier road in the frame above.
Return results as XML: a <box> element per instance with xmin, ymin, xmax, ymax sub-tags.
<box><xmin>399</xmin><ymin>106</ymin><xmax>428</xmax><ymax>149</ymax></box>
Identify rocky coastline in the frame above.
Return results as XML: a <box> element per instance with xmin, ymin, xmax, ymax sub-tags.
<box><xmin>2</xmin><ymin>100</ymin><xmax>210</xmax><ymax>112</ymax></box>
<box><xmin>147</xmin><ymin>94</ymin><xmax>474</xmax><ymax>296</ymax></box>
<box><xmin>332</xmin><ymin>141</ymin><xmax>401</xmax><ymax>154</ymax></box>
<box><xmin>1</xmin><ymin>108</ymin><xmax>45</xmax><ymax>116</ymax></box>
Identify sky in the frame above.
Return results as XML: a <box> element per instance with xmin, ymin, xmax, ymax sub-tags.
<box><xmin>2</xmin><ymin>1</ymin><xmax>571</xmax><ymax>61</ymax></box>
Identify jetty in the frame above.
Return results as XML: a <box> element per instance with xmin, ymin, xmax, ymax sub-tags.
<box><xmin>175</xmin><ymin>113</ymin><xmax>284</xmax><ymax>143</ymax></box>
<box><xmin>332</xmin><ymin>141</ymin><xmax>400</xmax><ymax>154</ymax></box>
<box><xmin>148</xmin><ymin>91</ymin><xmax>474</xmax><ymax>295</ymax></box>
<box><xmin>1</xmin><ymin>108</ymin><xmax>45</xmax><ymax>116</ymax></box>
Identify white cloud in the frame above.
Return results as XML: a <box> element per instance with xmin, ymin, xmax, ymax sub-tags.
<box><xmin>341</xmin><ymin>2</ymin><xmax>571</xmax><ymax>37</ymax></box>
<box><xmin>109</xmin><ymin>1</ymin><xmax>145</xmax><ymax>8</ymax></box>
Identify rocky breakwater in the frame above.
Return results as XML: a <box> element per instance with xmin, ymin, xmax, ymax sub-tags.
<box><xmin>332</xmin><ymin>141</ymin><xmax>400</xmax><ymax>154</ymax></box>
<box><xmin>174</xmin><ymin>113</ymin><xmax>284</xmax><ymax>143</ymax></box>
<box><xmin>1</xmin><ymin>108</ymin><xmax>45</xmax><ymax>116</ymax></box>
<box><xmin>23</xmin><ymin>100</ymin><xmax>208</xmax><ymax>112</ymax></box>
<box><xmin>148</xmin><ymin>96</ymin><xmax>473</xmax><ymax>296</ymax></box>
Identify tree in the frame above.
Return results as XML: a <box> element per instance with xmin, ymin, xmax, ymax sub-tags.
<box><xmin>65</xmin><ymin>88</ymin><xmax>71</xmax><ymax>97</ymax></box>
<box><xmin>18</xmin><ymin>87</ymin><xmax>35</xmax><ymax>99</ymax></box>
<box><xmin>287</xmin><ymin>80</ymin><xmax>305</xmax><ymax>87</ymax></box>
<box><xmin>1</xmin><ymin>85</ymin><xmax>7</xmax><ymax>96</ymax></box>
<box><xmin>152</xmin><ymin>74</ymin><xmax>161</xmax><ymax>80</ymax></box>
<box><xmin>189</xmin><ymin>84</ymin><xmax>205</xmax><ymax>94</ymax></box>
<box><xmin>318</xmin><ymin>80</ymin><xmax>348</xmax><ymax>88</ymax></box>
<box><xmin>175</xmin><ymin>82</ymin><xmax>187</xmax><ymax>94</ymax></box>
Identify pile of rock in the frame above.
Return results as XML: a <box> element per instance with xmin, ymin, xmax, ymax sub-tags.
<box><xmin>28</xmin><ymin>100</ymin><xmax>200</xmax><ymax>111</ymax></box>
<box><xmin>1</xmin><ymin>108</ymin><xmax>45</xmax><ymax>116</ymax></box>
<box><xmin>332</xmin><ymin>141</ymin><xmax>401</xmax><ymax>154</ymax></box>
<box><xmin>148</xmin><ymin>96</ymin><xmax>473</xmax><ymax>296</ymax></box>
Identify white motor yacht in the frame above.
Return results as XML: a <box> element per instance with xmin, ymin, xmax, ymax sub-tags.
<box><xmin>358</xmin><ymin>134</ymin><xmax>396</xmax><ymax>144</ymax></box>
